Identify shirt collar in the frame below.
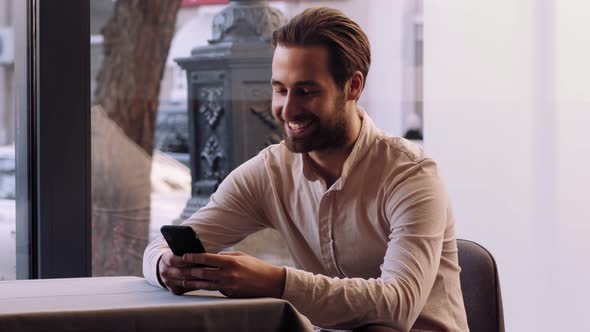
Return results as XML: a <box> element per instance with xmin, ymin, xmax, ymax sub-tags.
<box><xmin>299</xmin><ymin>108</ymin><xmax>379</xmax><ymax>190</ymax></box>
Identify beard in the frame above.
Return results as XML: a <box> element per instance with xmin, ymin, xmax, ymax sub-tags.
<box><xmin>281</xmin><ymin>93</ymin><xmax>349</xmax><ymax>153</ymax></box>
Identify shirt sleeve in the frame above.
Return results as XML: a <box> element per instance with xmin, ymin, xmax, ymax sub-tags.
<box><xmin>143</xmin><ymin>152</ymin><xmax>272</xmax><ymax>288</ymax></box>
<box><xmin>281</xmin><ymin>159</ymin><xmax>448</xmax><ymax>331</ymax></box>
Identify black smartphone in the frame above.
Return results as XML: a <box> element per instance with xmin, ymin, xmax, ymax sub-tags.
<box><xmin>160</xmin><ymin>225</ymin><xmax>207</xmax><ymax>257</ymax></box>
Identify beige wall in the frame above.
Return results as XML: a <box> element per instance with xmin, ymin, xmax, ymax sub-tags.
<box><xmin>425</xmin><ymin>1</ymin><xmax>590</xmax><ymax>330</ymax></box>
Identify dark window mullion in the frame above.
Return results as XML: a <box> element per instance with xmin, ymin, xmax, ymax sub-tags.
<box><xmin>16</xmin><ymin>0</ymin><xmax>91</xmax><ymax>279</ymax></box>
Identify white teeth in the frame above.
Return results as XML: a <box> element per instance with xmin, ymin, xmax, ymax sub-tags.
<box><xmin>288</xmin><ymin>120</ymin><xmax>312</xmax><ymax>129</ymax></box>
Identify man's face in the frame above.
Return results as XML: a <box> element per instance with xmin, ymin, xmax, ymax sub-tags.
<box><xmin>271</xmin><ymin>45</ymin><xmax>350</xmax><ymax>153</ymax></box>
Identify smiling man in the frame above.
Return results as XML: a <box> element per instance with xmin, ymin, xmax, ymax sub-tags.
<box><xmin>143</xmin><ymin>7</ymin><xmax>469</xmax><ymax>332</ymax></box>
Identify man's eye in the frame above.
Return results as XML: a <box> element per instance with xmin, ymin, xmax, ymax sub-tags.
<box><xmin>274</xmin><ymin>89</ymin><xmax>287</xmax><ymax>95</ymax></box>
<box><xmin>300</xmin><ymin>90</ymin><xmax>318</xmax><ymax>96</ymax></box>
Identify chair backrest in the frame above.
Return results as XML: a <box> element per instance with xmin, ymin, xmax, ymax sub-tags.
<box><xmin>457</xmin><ymin>239</ymin><xmax>505</xmax><ymax>332</ymax></box>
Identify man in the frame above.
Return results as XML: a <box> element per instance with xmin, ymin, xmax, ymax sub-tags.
<box><xmin>144</xmin><ymin>7</ymin><xmax>469</xmax><ymax>332</ymax></box>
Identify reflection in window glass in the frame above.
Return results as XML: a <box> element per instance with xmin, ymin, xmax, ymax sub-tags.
<box><xmin>90</xmin><ymin>0</ymin><xmax>190</xmax><ymax>276</ymax></box>
<box><xmin>0</xmin><ymin>0</ymin><xmax>16</xmax><ymax>280</ymax></box>
<box><xmin>89</xmin><ymin>0</ymin><xmax>421</xmax><ymax>276</ymax></box>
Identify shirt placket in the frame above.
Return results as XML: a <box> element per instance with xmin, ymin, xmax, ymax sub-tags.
<box><xmin>318</xmin><ymin>190</ymin><xmax>343</xmax><ymax>277</ymax></box>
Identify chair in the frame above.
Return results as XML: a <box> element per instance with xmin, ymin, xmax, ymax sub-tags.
<box><xmin>457</xmin><ymin>239</ymin><xmax>505</xmax><ymax>332</ymax></box>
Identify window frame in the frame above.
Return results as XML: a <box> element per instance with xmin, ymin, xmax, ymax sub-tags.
<box><xmin>15</xmin><ymin>0</ymin><xmax>91</xmax><ymax>279</ymax></box>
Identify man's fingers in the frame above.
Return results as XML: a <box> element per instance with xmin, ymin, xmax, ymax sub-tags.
<box><xmin>168</xmin><ymin>286</ymin><xmax>186</xmax><ymax>296</ymax></box>
<box><xmin>182</xmin><ymin>279</ymin><xmax>220</xmax><ymax>291</ymax></box>
<box><xmin>186</xmin><ymin>267</ymin><xmax>223</xmax><ymax>281</ymax></box>
<box><xmin>162</xmin><ymin>251</ymin><xmax>189</xmax><ymax>267</ymax></box>
<box><xmin>160</xmin><ymin>266</ymin><xmax>185</xmax><ymax>280</ymax></box>
<box><xmin>162</xmin><ymin>265</ymin><xmax>221</xmax><ymax>281</ymax></box>
<box><xmin>182</xmin><ymin>253</ymin><xmax>234</xmax><ymax>268</ymax></box>
<box><xmin>166</xmin><ymin>279</ymin><xmax>188</xmax><ymax>296</ymax></box>
<box><xmin>162</xmin><ymin>266</ymin><xmax>224</xmax><ymax>293</ymax></box>
<box><xmin>166</xmin><ymin>277</ymin><xmax>221</xmax><ymax>293</ymax></box>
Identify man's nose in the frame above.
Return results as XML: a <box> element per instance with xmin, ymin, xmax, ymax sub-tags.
<box><xmin>281</xmin><ymin>93</ymin><xmax>301</xmax><ymax>121</ymax></box>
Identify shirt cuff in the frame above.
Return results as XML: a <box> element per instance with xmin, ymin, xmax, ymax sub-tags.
<box><xmin>142</xmin><ymin>245</ymin><xmax>170</xmax><ymax>288</ymax></box>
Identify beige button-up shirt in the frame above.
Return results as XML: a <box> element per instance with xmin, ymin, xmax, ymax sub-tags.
<box><xmin>143</xmin><ymin>113</ymin><xmax>469</xmax><ymax>332</ymax></box>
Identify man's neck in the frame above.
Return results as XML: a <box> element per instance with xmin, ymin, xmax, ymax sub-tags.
<box><xmin>307</xmin><ymin>108</ymin><xmax>363</xmax><ymax>188</ymax></box>
<box><xmin>308</xmin><ymin>146</ymin><xmax>353</xmax><ymax>188</ymax></box>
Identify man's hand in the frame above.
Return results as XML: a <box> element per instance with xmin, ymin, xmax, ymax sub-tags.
<box><xmin>158</xmin><ymin>251</ymin><xmax>192</xmax><ymax>295</ymax></box>
<box><xmin>158</xmin><ymin>251</ymin><xmax>286</xmax><ymax>298</ymax></box>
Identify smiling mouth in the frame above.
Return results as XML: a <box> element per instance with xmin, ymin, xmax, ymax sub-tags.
<box><xmin>288</xmin><ymin>120</ymin><xmax>312</xmax><ymax>130</ymax></box>
<box><xmin>285</xmin><ymin>119</ymin><xmax>315</xmax><ymax>137</ymax></box>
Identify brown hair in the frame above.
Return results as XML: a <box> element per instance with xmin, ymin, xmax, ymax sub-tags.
<box><xmin>272</xmin><ymin>7</ymin><xmax>371</xmax><ymax>91</ymax></box>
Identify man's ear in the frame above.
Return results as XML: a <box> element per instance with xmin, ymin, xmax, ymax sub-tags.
<box><xmin>346</xmin><ymin>71</ymin><xmax>364</xmax><ymax>101</ymax></box>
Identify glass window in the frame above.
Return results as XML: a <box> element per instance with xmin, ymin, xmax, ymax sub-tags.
<box><xmin>89</xmin><ymin>0</ymin><xmax>421</xmax><ymax>276</ymax></box>
<box><xmin>90</xmin><ymin>0</ymin><xmax>194</xmax><ymax>276</ymax></box>
<box><xmin>0</xmin><ymin>0</ymin><xmax>16</xmax><ymax>281</ymax></box>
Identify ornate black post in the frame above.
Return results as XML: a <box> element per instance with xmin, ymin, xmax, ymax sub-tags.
<box><xmin>176</xmin><ymin>0</ymin><xmax>286</xmax><ymax>219</ymax></box>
